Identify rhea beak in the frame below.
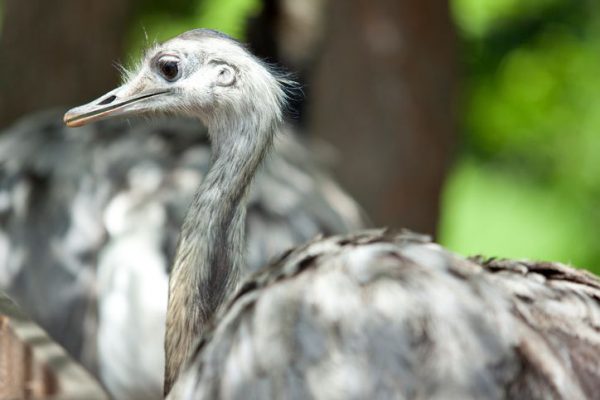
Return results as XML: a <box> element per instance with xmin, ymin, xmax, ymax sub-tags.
<box><xmin>63</xmin><ymin>85</ymin><xmax>169</xmax><ymax>127</ymax></box>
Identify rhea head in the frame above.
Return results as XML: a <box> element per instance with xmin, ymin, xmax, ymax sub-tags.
<box><xmin>64</xmin><ymin>29</ymin><xmax>287</xmax><ymax>133</ymax></box>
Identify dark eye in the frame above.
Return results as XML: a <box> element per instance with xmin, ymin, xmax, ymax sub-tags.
<box><xmin>158</xmin><ymin>59</ymin><xmax>180</xmax><ymax>81</ymax></box>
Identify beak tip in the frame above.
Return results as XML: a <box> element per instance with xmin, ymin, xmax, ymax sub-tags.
<box><xmin>63</xmin><ymin>111</ymin><xmax>81</xmax><ymax>128</ymax></box>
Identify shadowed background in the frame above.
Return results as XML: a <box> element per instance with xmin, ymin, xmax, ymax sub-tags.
<box><xmin>1</xmin><ymin>0</ymin><xmax>599</xmax><ymax>274</ymax></box>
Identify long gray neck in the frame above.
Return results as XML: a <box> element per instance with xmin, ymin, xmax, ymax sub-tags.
<box><xmin>164</xmin><ymin>111</ymin><xmax>276</xmax><ymax>394</ymax></box>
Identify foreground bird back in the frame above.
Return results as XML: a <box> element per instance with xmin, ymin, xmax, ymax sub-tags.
<box><xmin>170</xmin><ymin>230</ymin><xmax>600</xmax><ymax>400</ymax></box>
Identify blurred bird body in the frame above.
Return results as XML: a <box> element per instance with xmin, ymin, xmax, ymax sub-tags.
<box><xmin>0</xmin><ymin>111</ymin><xmax>365</xmax><ymax>399</ymax></box>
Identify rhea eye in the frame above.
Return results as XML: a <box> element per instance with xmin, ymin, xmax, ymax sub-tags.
<box><xmin>157</xmin><ymin>58</ymin><xmax>180</xmax><ymax>82</ymax></box>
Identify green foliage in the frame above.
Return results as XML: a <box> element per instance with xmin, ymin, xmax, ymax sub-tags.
<box><xmin>126</xmin><ymin>0</ymin><xmax>261</xmax><ymax>61</ymax></box>
<box><xmin>439</xmin><ymin>159</ymin><xmax>594</xmax><ymax>268</ymax></box>
<box><xmin>196</xmin><ymin>0</ymin><xmax>261</xmax><ymax>38</ymax></box>
<box><xmin>452</xmin><ymin>0</ymin><xmax>561</xmax><ymax>37</ymax></box>
<box><xmin>442</xmin><ymin>0</ymin><xmax>600</xmax><ymax>273</ymax></box>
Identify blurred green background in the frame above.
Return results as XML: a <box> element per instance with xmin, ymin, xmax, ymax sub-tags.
<box><xmin>444</xmin><ymin>0</ymin><xmax>600</xmax><ymax>272</ymax></box>
<box><xmin>1</xmin><ymin>0</ymin><xmax>598</xmax><ymax>273</ymax></box>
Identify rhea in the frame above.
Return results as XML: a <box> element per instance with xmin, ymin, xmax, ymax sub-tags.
<box><xmin>65</xmin><ymin>29</ymin><xmax>600</xmax><ymax>399</ymax></box>
<box><xmin>65</xmin><ymin>29</ymin><xmax>290</xmax><ymax>392</ymax></box>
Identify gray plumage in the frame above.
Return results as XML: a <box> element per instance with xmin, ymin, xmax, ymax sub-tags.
<box><xmin>61</xmin><ymin>28</ymin><xmax>600</xmax><ymax>400</ymax></box>
<box><xmin>170</xmin><ymin>230</ymin><xmax>600</xmax><ymax>400</ymax></box>
<box><xmin>0</xmin><ymin>110</ymin><xmax>365</xmax><ymax>399</ymax></box>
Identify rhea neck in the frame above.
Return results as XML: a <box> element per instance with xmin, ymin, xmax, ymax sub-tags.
<box><xmin>164</xmin><ymin>100</ymin><xmax>279</xmax><ymax>394</ymax></box>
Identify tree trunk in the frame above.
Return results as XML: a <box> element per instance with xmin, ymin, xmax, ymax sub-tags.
<box><xmin>0</xmin><ymin>0</ymin><xmax>135</xmax><ymax>129</ymax></box>
<box><xmin>308</xmin><ymin>0</ymin><xmax>458</xmax><ymax>235</ymax></box>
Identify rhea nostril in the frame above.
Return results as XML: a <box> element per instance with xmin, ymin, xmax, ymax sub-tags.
<box><xmin>98</xmin><ymin>95</ymin><xmax>117</xmax><ymax>105</ymax></box>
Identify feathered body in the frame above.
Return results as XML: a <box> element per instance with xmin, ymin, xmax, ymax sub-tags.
<box><xmin>170</xmin><ymin>230</ymin><xmax>600</xmax><ymax>400</ymax></box>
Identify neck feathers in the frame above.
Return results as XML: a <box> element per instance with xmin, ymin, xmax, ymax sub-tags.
<box><xmin>164</xmin><ymin>82</ymin><xmax>282</xmax><ymax>393</ymax></box>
